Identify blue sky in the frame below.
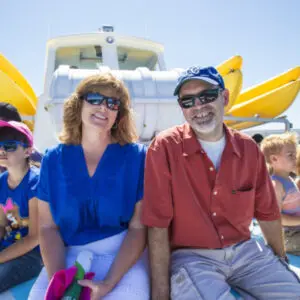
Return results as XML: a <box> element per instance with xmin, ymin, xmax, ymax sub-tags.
<box><xmin>0</xmin><ymin>0</ymin><xmax>299</xmax><ymax>129</ymax></box>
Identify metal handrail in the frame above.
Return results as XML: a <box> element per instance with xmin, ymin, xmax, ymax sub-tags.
<box><xmin>223</xmin><ymin>115</ymin><xmax>292</xmax><ymax>131</ymax></box>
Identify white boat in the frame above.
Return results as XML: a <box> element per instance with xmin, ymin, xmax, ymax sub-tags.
<box><xmin>33</xmin><ymin>26</ymin><xmax>295</xmax><ymax>152</ymax></box>
<box><xmin>34</xmin><ymin>25</ymin><xmax>186</xmax><ymax>152</ymax></box>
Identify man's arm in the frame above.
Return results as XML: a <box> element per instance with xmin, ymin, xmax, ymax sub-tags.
<box><xmin>142</xmin><ymin>139</ymin><xmax>173</xmax><ymax>300</ymax></box>
<box><xmin>254</xmin><ymin>147</ymin><xmax>284</xmax><ymax>257</ymax></box>
<box><xmin>258</xmin><ymin>219</ymin><xmax>285</xmax><ymax>258</ymax></box>
<box><xmin>148</xmin><ymin>227</ymin><xmax>170</xmax><ymax>300</ymax></box>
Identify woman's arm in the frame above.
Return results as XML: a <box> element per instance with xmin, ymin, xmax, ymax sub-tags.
<box><xmin>104</xmin><ymin>201</ymin><xmax>146</xmax><ymax>288</ymax></box>
<box><xmin>79</xmin><ymin>201</ymin><xmax>147</xmax><ymax>297</ymax></box>
<box><xmin>38</xmin><ymin>199</ymin><xmax>65</xmax><ymax>279</ymax></box>
<box><xmin>0</xmin><ymin>197</ymin><xmax>39</xmax><ymax>263</ymax></box>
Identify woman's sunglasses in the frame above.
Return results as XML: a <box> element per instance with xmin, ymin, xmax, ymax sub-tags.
<box><xmin>80</xmin><ymin>93</ymin><xmax>121</xmax><ymax>111</ymax></box>
<box><xmin>178</xmin><ymin>88</ymin><xmax>222</xmax><ymax>109</ymax></box>
<box><xmin>0</xmin><ymin>140</ymin><xmax>28</xmax><ymax>152</ymax></box>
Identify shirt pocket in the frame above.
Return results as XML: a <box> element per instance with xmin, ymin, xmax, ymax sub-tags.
<box><xmin>228</xmin><ymin>187</ymin><xmax>255</xmax><ymax>225</ymax></box>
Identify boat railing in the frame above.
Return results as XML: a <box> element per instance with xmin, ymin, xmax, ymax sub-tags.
<box><xmin>223</xmin><ymin>115</ymin><xmax>293</xmax><ymax>131</ymax></box>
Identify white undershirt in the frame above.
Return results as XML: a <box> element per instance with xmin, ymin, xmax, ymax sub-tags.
<box><xmin>198</xmin><ymin>135</ymin><xmax>226</xmax><ymax>170</ymax></box>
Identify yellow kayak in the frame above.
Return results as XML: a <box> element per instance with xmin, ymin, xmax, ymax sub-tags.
<box><xmin>216</xmin><ymin>55</ymin><xmax>243</xmax><ymax>112</ymax></box>
<box><xmin>0</xmin><ymin>54</ymin><xmax>37</xmax><ymax>127</ymax></box>
<box><xmin>0</xmin><ymin>54</ymin><xmax>37</xmax><ymax>105</ymax></box>
<box><xmin>225</xmin><ymin>66</ymin><xmax>300</xmax><ymax>129</ymax></box>
<box><xmin>0</xmin><ymin>70</ymin><xmax>36</xmax><ymax>116</ymax></box>
<box><xmin>228</xmin><ymin>80</ymin><xmax>300</xmax><ymax>130</ymax></box>
<box><xmin>233</xmin><ymin>66</ymin><xmax>300</xmax><ymax>106</ymax></box>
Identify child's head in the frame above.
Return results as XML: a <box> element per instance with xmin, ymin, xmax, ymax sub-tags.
<box><xmin>0</xmin><ymin>102</ymin><xmax>22</xmax><ymax>122</ymax></box>
<box><xmin>260</xmin><ymin>132</ymin><xmax>298</xmax><ymax>174</ymax></box>
<box><xmin>0</xmin><ymin>121</ymin><xmax>33</xmax><ymax>169</ymax></box>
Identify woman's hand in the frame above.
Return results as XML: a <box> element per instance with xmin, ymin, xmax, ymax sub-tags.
<box><xmin>78</xmin><ymin>279</ymin><xmax>113</xmax><ymax>300</ymax></box>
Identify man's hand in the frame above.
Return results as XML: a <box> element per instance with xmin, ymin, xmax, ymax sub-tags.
<box><xmin>78</xmin><ymin>279</ymin><xmax>113</xmax><ymax>300</ymax></box>
<box><xmin>258</xmin><ymin>219</ymin><xmax>285</xmax><ymax>257</ymax></box>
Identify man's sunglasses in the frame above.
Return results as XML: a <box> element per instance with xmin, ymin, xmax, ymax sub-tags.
<box><xmin>178</xmin><ymin>88</ymin><xmax>222</xmax><ymax>109</ymax></box>
<box><xmin>0</xmin><ymin>141</ymin><xmax>28</xmax><ymax>152</ymax></box>
<box><xmin>80</xmin><ymin>93</ymin><xmax>121</xmax><ymax>111</ymax></box>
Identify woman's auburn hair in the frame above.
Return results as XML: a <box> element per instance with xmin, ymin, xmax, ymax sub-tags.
<box><xmin>59</xmin><ymin>73</ymin><xmax>138</xmax><ymax>145</ymax></box>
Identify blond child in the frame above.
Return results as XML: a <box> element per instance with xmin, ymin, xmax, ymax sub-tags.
<box><xmin>261</xmin><ymin>132</ymin><xmax>300</xmax><ymax>255</ymax></box>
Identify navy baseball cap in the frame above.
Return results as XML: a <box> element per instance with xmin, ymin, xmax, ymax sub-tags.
<box><xmin>174</xmin><ymin>66</ymin><xmax>225</xmax><ymax>96</ymax></box>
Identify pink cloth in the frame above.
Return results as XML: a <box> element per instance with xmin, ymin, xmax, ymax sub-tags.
<box><xmin>45</xmin><ymin>266</ymin><xmax>95</xmax><ymax>300</ymax></box>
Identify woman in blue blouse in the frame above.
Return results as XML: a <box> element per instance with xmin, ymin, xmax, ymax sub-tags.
<box><xmin>29</xmin><ymin>74</ymin><xmax>149</xmax><ymax>299</ymax></box>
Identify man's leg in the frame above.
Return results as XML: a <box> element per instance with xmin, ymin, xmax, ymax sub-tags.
<box><xmin>229</xmin><ymin>239</ymin><xmax>300</xmax><ymax>300</ymax></box>
<box><xmin>0</xmin><ymin>248</ymin><xmax>43</xmax><ymax>293</ymax></box>
<box><xmin>171</xmin><ymin>249</ymin><xmax>236</xmax><ymax>300</ymax></box>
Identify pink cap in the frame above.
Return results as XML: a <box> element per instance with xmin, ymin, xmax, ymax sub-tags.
<box><xmin>0</xmin><ymin>120</ymin><xmax>33</xmax><ymax>147</ymax></box>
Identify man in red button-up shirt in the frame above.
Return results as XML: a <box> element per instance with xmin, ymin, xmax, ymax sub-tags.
<box><xmin>142</xmin><ymin>66</ymin><xmax>300</xmax><ymax>300</ymax></box>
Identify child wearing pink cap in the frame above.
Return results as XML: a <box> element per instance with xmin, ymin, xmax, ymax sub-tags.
<box><xmin>0</xmin><ymin>102</ymin><xmax>42</xmax><ymax>174</ymax></box>
<box><xmin>0</xmin><ymin>121</ymin><xmax>42</xmax><ymax>293</ymax></box>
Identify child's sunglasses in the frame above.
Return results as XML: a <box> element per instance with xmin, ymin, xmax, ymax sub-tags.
<box><xmin>178</xmin><ymin>88</ymin><xmax>222</xmax><ymax>109</ymax></box>
<box><xmin>80</xmin><ymin>93</ymin><xmax>121</xmax><ymax>111</ymax></box>
<box><xmin>0</xmin><ymin>140</ymin><xmax>29</xmax><ymax>152</ymax></box>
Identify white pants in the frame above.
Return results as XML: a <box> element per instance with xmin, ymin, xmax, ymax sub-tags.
<box><xmin>29</xmin><ymin>230</ymin><xmax>150</xmax><ymax>300</ymax></box>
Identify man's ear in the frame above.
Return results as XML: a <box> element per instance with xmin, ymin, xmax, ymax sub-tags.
<box><xmin>223</xmin><ymin>89</ymin><xmax>230</xmax><ymax>107</ymax></box>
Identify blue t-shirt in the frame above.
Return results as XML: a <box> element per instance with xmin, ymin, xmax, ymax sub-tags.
<box><xmin>37</xmin><ymin>143</ymin><xmax>146</xmax><ymax>246</ymax></box>
<box><xmin>0</xmin><ymin>167</ymin><xmax>39</xmax><ymax>248</ymax></box>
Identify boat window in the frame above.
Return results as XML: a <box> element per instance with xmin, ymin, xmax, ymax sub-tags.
<box><xmin>117</xmin><ymin>46</ymin><xmax>159</xmax><ymax>70</ymax></box>
<box><xmin>55</xmin><ymin>45</ymin><xmax>103</xmax><ymax>70</ymax></box>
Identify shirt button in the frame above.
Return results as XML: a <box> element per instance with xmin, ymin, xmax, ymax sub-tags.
<box><xmin>212</xmin><ymin>212</ymin><xmax>217</xmax><ymax>217</ymax></box>
<box><xmin>209</xmin><ymin>167</ymin><xmax>214</xmax><ymax>171</ymax></box>
<box><xmin>221</xmin><ymin>235</ymin><xmax>224</xmax><ymax>240</ymax></box>
<box><xmin>213</xmin><ymin>191</ymin><xmax>218</xmax><ymax>195</ymax></box>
